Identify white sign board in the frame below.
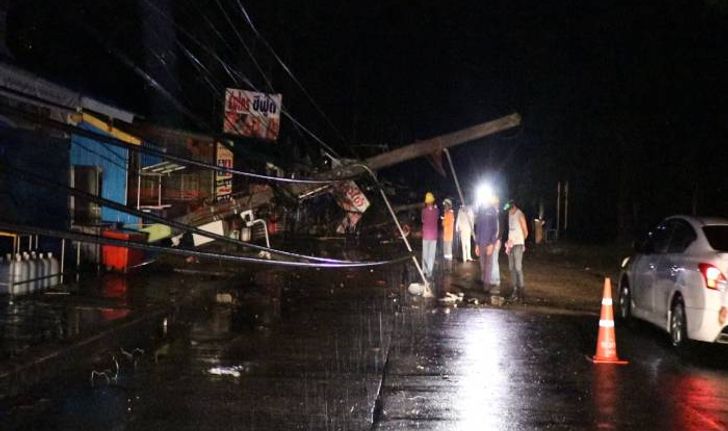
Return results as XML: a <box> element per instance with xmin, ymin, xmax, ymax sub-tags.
<box><xmin>223</xmin><ymin>88</ymin><xmax>282</xmax><ymax>141</ymax></box>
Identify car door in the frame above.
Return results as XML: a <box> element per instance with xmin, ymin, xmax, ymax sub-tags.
<box><xmin>632</xmin><ymin>222</ymin><xmax>672</xmax><ymax>315</ymax></box>
<box><xmin>653</xmin><ymin>219</ymin><xmax>697</xmax><ymax>319</ymax></box>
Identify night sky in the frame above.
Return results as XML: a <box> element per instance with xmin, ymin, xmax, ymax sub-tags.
<box><xmin>7</xmin><ymin>0</ymin><xmax>728</xmax><ymax>240</ymax></box>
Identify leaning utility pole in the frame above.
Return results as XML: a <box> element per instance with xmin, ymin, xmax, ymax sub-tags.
<box><xmin>174</xmin><ymin>113</ymin><xmax>522</xmax><ymax>232</ymax></box>
<box><xmin>363</xmin><ymin>113</ymin><xmax>521</xmax><ymax>172</ymax></box>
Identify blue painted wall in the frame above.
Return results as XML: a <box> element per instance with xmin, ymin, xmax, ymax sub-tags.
<box><xmin>70</xmin><ymin>122</ymin><xmax>139</xmax><ymax>226</ymax></box>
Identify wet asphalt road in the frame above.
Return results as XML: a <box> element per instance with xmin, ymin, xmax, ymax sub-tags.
<box><xmin>4</xmin><ymin>266</ymin><xmax>728</xmax><ymax>430</ymax></box>
<box><xmin>376</xmin><ymin>307</ymin><xmax>728</xmax><ymax>430</ymax></box>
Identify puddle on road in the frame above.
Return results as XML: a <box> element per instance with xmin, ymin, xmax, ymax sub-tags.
<box><xmin>0</xmin><ymin>272</ymin><xmax>193</xmax><ymax>361</ymax></box>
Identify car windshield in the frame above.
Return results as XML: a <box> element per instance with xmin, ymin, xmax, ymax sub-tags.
<box><xmin>703</xmin><ymin>225</ymin><xmax>728</xmax><ymax>252</ymax></box>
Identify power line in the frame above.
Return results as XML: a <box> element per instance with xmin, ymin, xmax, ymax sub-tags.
<box><xmin>0</xmin><ymin>83</ymin><xmax>130</xmax><ymax>167</ymax></box>
<box><xmin>4</xmin><ymin>162</ymin><xmax>369</xmax><ymax>264</ymax></box>
<box><xmin>141</xmin><ymin>0</ymin><xmax>342</xmax><ymax>158</ymax></box>
<box><xmin>0</xmin><ymin>103</ymin><xmax>365</xmax><ymax>184</ymax></box>
<box><xmin>232</xmin><ymin>0</ymin><xmax>351</xmax><ymax>149</ymax></box>
<box><xmin>213</xmin><ymin>0</ymin><xmax>275</xmax><ymax>93</ymax></box>
<box><xmin>0</xmin><ymin>221</ymin><xmax>412</xmax><ymax>269</ymax></box>
<box><xmin>74</xmin><ymin>19</ymin><xmax>211</xmax><ymax>130</ymax></box>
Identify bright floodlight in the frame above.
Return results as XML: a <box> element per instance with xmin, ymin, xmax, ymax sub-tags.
<box><xmin>475</xmin><ymin>183</ymin><xmax>494</xmax><ymax>208</ymax></box>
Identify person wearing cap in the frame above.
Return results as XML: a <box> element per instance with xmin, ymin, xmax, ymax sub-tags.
<box><xmin>421</xmin><ymin>192</ymin><xmax>439</xmax><ymax>278</ymax></box>
<box><xmin>442</xmin><ymin>199</ymin><xmax>455</xmax><ymax>261</ymax></box>
<box><xmin>505</xmin><ymin>199</ymin><xmax>528</xmax><ymax>301</ymax></box>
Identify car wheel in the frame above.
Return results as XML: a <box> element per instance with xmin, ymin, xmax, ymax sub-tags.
<box><xmin>670</xmin><ymin>299</ymin><xmax>688</xmax><ymax>348</ymax></box>
<box><xmin>618</xmin><ymin>280</ymin><xmax>631</xmax><ymax>321</ymax></box>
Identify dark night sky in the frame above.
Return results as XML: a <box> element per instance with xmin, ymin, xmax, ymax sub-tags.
<box><xmin>7</xmin><ymin>0</ymin><xmax>728</xmax><ymax>240</ymax></box>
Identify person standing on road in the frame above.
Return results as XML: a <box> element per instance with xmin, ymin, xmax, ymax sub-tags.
<box><xmin>421</xmin><ymin>192</ymin><xmax>439</xmax><ymax>279</ymax></box>
<box><xmin>442</xmin><ymin>199</ymin><xmax>455</xmax><ymax>261</ymax></box>
<box><xmin>490</xmin><ymin>197</ymin><xmax>502</xmax><ymax>292</ymax></box>
<box><xmin>456</xmin><ymin>204</ymin><xmax>474</xmax><ymax>262</ymax></box>
<box><xmin>475</xmin><ymin>200</ymin><xmax>498</xmax><ymax>292</ymax></box>
<box><xmin>505</xmin><ymin>200</ymin><xmax>528</xmax><ymax>301</ymax></box>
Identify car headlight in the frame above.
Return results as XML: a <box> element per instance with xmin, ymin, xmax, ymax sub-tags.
<box><xmin>620</xmin><ymin>257</ymin><xmax>631</xmax><ymax>269</ymax></box>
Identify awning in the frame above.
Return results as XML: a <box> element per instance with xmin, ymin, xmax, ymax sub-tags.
<box><xmin>141</xmin><ymin>161</ymin><xmax>186</xmax><ymax>175</ymax></box>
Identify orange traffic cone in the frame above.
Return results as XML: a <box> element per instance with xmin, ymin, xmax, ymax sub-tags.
<box><xmin>590</xmin><ymin>278</ymin><xmax>628</xmax><ymax>365</ymax></box>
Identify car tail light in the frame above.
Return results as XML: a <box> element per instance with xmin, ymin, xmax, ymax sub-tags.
<box><xmin>699</xmin><ymin>263</ymin><xmax>727</xmax><ymax>290</ymax></box>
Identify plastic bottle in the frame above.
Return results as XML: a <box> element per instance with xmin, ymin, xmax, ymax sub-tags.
<box><xmin>48</xmin><ymin>252</ymin><xmax>60</xmax><ymax>287</ymax></box>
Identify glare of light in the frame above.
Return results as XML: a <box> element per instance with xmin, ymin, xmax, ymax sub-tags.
<box><xmin>459</xmin><ymin>312</ymin><xmax>511</xmax><ymax>430</ymax></box>
<box><xmin>475</xmin><ymin>183</ymin><xmax>495</xmax><ymax>208</ymax></box>
<box><xmin>208</xmin><ymin>365</ymin><xmax>243</xmax><ymax>378</ymax></box>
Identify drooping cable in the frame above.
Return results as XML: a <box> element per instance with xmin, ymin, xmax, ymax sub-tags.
<box><xmin>1</xmin><ymin>162</ymin><xmax>367</xmax><ymax>264</ymax></box>
<box><xmin>0</xmin><ymin>104</ymin><xmax>365</xmax><ymax>184</ymax></box>
<box><xmin>232</xmin><ymin>0</ymin><xmax>351</xmax><ymax>148</ymax></box>
<box><xmin>141</xmin><ymin>0</ymin><xmax>342</xmax><ymax>158</ymax></box>
<box><xmin>214</xmin><ymin>0</ymin><xmax>275</xmax><ymax>92</ymax></box>
<box><xmin>0</xmin><ymin>221</ymin><xmax>412</xmax><ymax>269</ymax></box>
<box><xmin>74</xmin><ymin>19</ymin><xmax>211</xmax><ymax>131</ymax></box>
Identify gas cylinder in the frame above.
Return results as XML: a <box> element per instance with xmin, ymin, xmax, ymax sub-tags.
<box><xmin>39</xmin><ymin>252</ymin><xmax>51</xmax><ymax>289</ymax></box>
<box><xmin>0</xmin><ymin>256</ymin><xmax>9</xmax><ymax>294</ymax></box>
<box><xmin>12</xmin><ymin>254</ymin><xmax>26</xmax><ymax>295</ymax></box>
<box><xmin>48</xmin><ymin>252</ymin><xmax>60</xmax><ymax>287</ymax></box>
<box><xmin>24</xmin><ymin>252</ymin><xmax>36</xmax><ymax>293</ymax></box>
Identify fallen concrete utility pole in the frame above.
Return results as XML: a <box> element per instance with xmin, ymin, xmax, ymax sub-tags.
<box><xmin>363</xmin><ymin>113</ymin><xmax>521</xmax><ymax>172</ymax></box>
<box><xmin>174</xmin><ymin>112</ymin><xmax>522</xmax><ymax>228</ymax></box>
<box><xmin>289</xmin><ymin>112</ymin><xmax>522</xmax><ymax>196</ymax></box>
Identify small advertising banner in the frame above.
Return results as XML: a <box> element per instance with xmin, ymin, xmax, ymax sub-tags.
<box><xmin>334</xmin><ymin>181</ymin><xmax>370</xmax><ymax>233</ymax></box>
<box><xmin>223</xmin><ymin>88</ymin><xmax>282</xmax><ymax>141</ymax></box>
<box><xmin>215</xmin><ymin>142</ymin><xmax>233</xmax><ymax>200</ymax></box>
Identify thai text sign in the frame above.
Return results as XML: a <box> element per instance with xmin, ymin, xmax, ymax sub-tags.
<box><xmin>335</xmin><ymin>181</ymin><xmax>370</xmax><ymax>214</ymax></box>
<box><xmin>334</xmin><ymin>181</ymin><xmax>370</xmax><ymax>233</ymax></box>
<box><xmin>215</xmin><ymin>142</ymin><xmax>233</xmax><ymax>200</ymax></box>
<box><xmin>223</xmin><ymin>88</ymin><xmax>282</xmax><ymax>140</ymax></box>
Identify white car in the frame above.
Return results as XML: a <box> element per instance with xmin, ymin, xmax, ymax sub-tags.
<box><xmin>619</xmin><ymin>216</ymin><xmax>728</xmax><ymax>347</ymax></box>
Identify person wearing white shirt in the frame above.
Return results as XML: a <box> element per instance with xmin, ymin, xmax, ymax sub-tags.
<box><xmin>455</xmin><ymin>205</ymin><xmax>474</xmax><ymax>262</ymax></box>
